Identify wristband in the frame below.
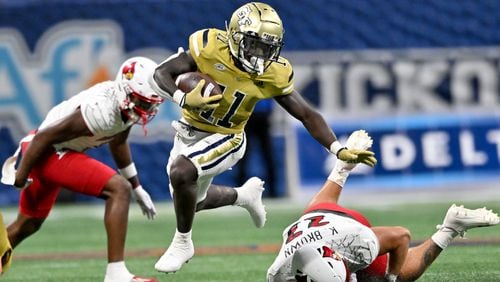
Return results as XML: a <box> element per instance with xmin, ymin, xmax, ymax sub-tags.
<box><xmin>329</xmin><ymin>141</ymin><xmax>346</xmax><ymax>156</ymax></box>
<box><xmin>118</xmin><ymin>162</ymin><xmax>137</xmax><ymax>179</ymax></box>
<box><xmin>327</xmin><ymin>167</ymin><xmax>348</xmax><ymax>188</ymax></box>
<box><xmin>172</xmin><ymin>89</ymin><xmax>186</xmax><ymax>107</ymax></box>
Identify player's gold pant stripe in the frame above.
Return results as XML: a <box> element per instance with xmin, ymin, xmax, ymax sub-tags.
<box><xmin>189</xmin><ymin>133</ymin><xmax>244</xmax><ymax>170</ymax></box>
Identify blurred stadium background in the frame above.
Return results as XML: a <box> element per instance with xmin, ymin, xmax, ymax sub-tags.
<box><xmin>1</xmin><ymin>0</ymin><xmax>499</xmax><ymax>203</ymax></box>
<box><xmin>0</xmin><ymin>0</ymin><xmax>499</xmax><ymax>280</ymax></box>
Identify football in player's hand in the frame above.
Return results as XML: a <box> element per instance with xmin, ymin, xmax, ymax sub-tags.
<box><xmin>175</xmin><ymin>72</ymin><xmax>222</xmax><ymax>98</ymax></box>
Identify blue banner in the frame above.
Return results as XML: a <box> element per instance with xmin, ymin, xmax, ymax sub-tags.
<box><xmin>295</xmin><ymin>113</ymin><xmax>500</xmax><ymax>189</ymax></box>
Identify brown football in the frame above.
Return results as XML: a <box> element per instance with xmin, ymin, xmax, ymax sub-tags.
<box><xmin>175</xmin><ymin>72</ymin><xmax>222</xmax><ymax>98</ymax></box>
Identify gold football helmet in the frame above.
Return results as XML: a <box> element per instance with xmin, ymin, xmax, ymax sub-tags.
<box><xmin>226</xmin><ymin>2</ymin><xmax>284</xmax><ymax>75</ymax></box>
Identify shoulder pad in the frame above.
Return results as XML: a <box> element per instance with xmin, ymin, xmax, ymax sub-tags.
<box><xmin>189</xmin><ymin>29</ymin><xmax>215</xmax><ymax>59</ymax></box>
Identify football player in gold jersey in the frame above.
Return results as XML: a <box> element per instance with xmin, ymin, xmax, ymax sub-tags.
<box><xmin>0</xmin><ymin>213</ymin><xmax>12</xmax><ymax>275</ymax></box>
<box><xmin>148</xmin><ymin>2</ymin><xmax>377</xmax><ymax>273</ymax></box>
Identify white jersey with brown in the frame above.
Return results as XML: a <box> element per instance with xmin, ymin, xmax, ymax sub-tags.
<box><xmin>267</xmin><ymin>211</ymin><xmax>380</xmax><ymax>281</ymax></box>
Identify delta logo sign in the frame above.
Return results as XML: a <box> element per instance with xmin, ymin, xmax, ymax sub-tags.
<box><xmin>286</xmin><ymin>48</ymin><xmax>500</xmax><ymax>188</ymax></box>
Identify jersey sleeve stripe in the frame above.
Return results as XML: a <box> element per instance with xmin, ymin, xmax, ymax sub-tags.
<box><xmin>202</xmin><ymin>29</ymin><xmax>209</xmax><ymax>49</ymax></box>
<box><xmin>283</xmin><ymin>84</ymin><xmax>294</xmax><ymax>94</ymax></box>
<box><xmin>191</xmin><ymin>30</ymin><xmax>205</xmax><ymax>57</ymax></box>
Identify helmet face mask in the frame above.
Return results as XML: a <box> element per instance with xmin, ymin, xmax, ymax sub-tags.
<box><xmin>117</xmin><ymin>57</ymin><xmax>164</xmax><ymax>125</ymax></box>
<box><xmin>227</xmin><ymin>2</ymin><xmax>284</xmax><ymax>75</ymax></box>
<box><xmin>239</xmin><ymin>31</ymin><xmax>282</xmax><ymax>66</ymax></box>
<box><xmin>123</xmin><ymin>88</ymin><xmax>162</xmax><ymax>124</ymax></box>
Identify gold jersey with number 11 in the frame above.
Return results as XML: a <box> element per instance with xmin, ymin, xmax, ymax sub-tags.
<box><xmin>184</xmin><ymin>28</ymin><xmax>295</xmax><ymax>134</ymax></box>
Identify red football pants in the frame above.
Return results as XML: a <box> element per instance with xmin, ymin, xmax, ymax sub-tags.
<box><xmin>18</xmin><ymin>141</ymin><xmax>116</xmax><ymax>218</ymax></box>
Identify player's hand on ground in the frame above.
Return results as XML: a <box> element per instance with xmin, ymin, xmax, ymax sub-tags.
<box><xmin>337</xmin><ymin>148</ymin><xmax>377</xmax><ymax>167</ymax></box>
<box><xmin>132</xmin><ymin>185</ymin><xmax>157</xmax><ymax>220</ymax></box>
<box><xmin>183</xmin><ymin>80</ymin><xmax>222</xmax><ymax>110</ymax></box>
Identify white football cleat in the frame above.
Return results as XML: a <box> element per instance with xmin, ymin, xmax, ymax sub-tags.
<box><xmin>436</xmin><ymin>204</ymin><xmax>500</xmax><ymax>237</ymax></box>
<box><xmin>154</xmin><ymin>236</ymin><xmax>194</xmax><ymax>273</ymax></box>
<box><xmin>235</xmin><ymin>177</ymin><xmax>267</xmax><ymax>228</ymax></box>
<box><xmin>335</xmin><ymin>130</ymin><xmax>374</xmax><ymax>172</ymax></box>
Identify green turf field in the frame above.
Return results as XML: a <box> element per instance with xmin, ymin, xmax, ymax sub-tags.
<box><xmin>1</xmin><ymin>200</ymin><xmax>499</xmax><ymax>281</ymax></box>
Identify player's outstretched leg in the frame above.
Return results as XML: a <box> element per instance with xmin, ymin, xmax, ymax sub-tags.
<box><xmin>234</xmin><ymin>177</ymin><xmax>267</xmax><ymax>228</ymax></box>
<box><xmin>0</xmin><ymin>213</ymin><xmax>12</xmax><ymax>275</ymax></box>
<box><xmin>399</xmin><ymin>204</ymin><xmax>499</xmax><ymax>281</ymax></box>
<box><xmin>435</xmin><ymin>204</ymin><xmax>499</xmax><ymax>238</ymax></box>
<box><xmin>431</xmin><ymin>204</ymin><xmax>499</xmax><ymax>251</ymax></box>
<box><xmin>154</xmin><ymin>229</ymin><xmax>195</xmax><ymax>273</ymax></box>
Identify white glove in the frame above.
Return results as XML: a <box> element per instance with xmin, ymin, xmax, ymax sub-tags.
<box><xmin>132</xmin><ymin>185</ymin><xmax>156</xmax><ymax>220</ymax></box>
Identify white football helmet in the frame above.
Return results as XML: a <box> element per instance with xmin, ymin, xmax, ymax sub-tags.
<box><xmin>226</xmin><ymin>2</ymin><xmax>284</xmax><ymax>75</ymax></box>
<box><xmin>292</xmin><ymin>245</ymin><xmax>347</xmax><ymax>282</ymax></box>
<box><xmin>116</xmin><ymin>56</ymin><xmax>164</xmax><ymax>125</ymax></box>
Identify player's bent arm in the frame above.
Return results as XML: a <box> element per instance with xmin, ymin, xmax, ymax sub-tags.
<box><xmin>109</xmin><ymin>128</ymin><xmax>157</xmax><ymax>219</ymax></box>
<box><xmin>14</xmin><ymin>109</ymin><xmax>92</xmax><ymax>187</ymax></box>
<box><xmin>276</xmin><ymin>93</ymin><xmax>377</xmax><ymax>166</ymax></box>
<box><xmin>371</xmin><ymin>226</ymin><xmax>411</xmax><ymax>280</ymax></box>
<box><xmin>306</xmin><ymin>179</ymin><xmax>343</xmax><ymax>209</ymax></box>
<box><xmin>149</xmin><ymin>50</ymin><xmax>197</xmax><ymax>102</ymax></box>
<box><xmin>274</xmin><ymin>90</ymin><xmax>337</xmax><ymax>149</ymax></box>
<box><xmin>108</xmin><ymin>128</ymin><xmax>139</xmax><ymax>187</ymax></box>
<box><xmin>108</xmin><ymin>128</ymin><xmax>132</xmax><ymax>168</ymax></box>
<box><xmin>149</xmin><ymin>50</ymin><xmax>221</xmax><ymax>109</ymax></box>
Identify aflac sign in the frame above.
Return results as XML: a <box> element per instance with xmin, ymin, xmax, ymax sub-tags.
<box><xmin>0</xmin><ymin>20</ymin><xmax>179</xmax><ymax>141</ymax></box>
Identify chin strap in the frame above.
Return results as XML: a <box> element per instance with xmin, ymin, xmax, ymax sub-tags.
<box><xmin>120</xmin><ymin>101</ymin><xmax>149</xmax><ymax>136</ymax></box>
<box><xmin>141</xmin><ymin>115</ymin><xmax>148</xmax><ymax>136</ymax></box>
